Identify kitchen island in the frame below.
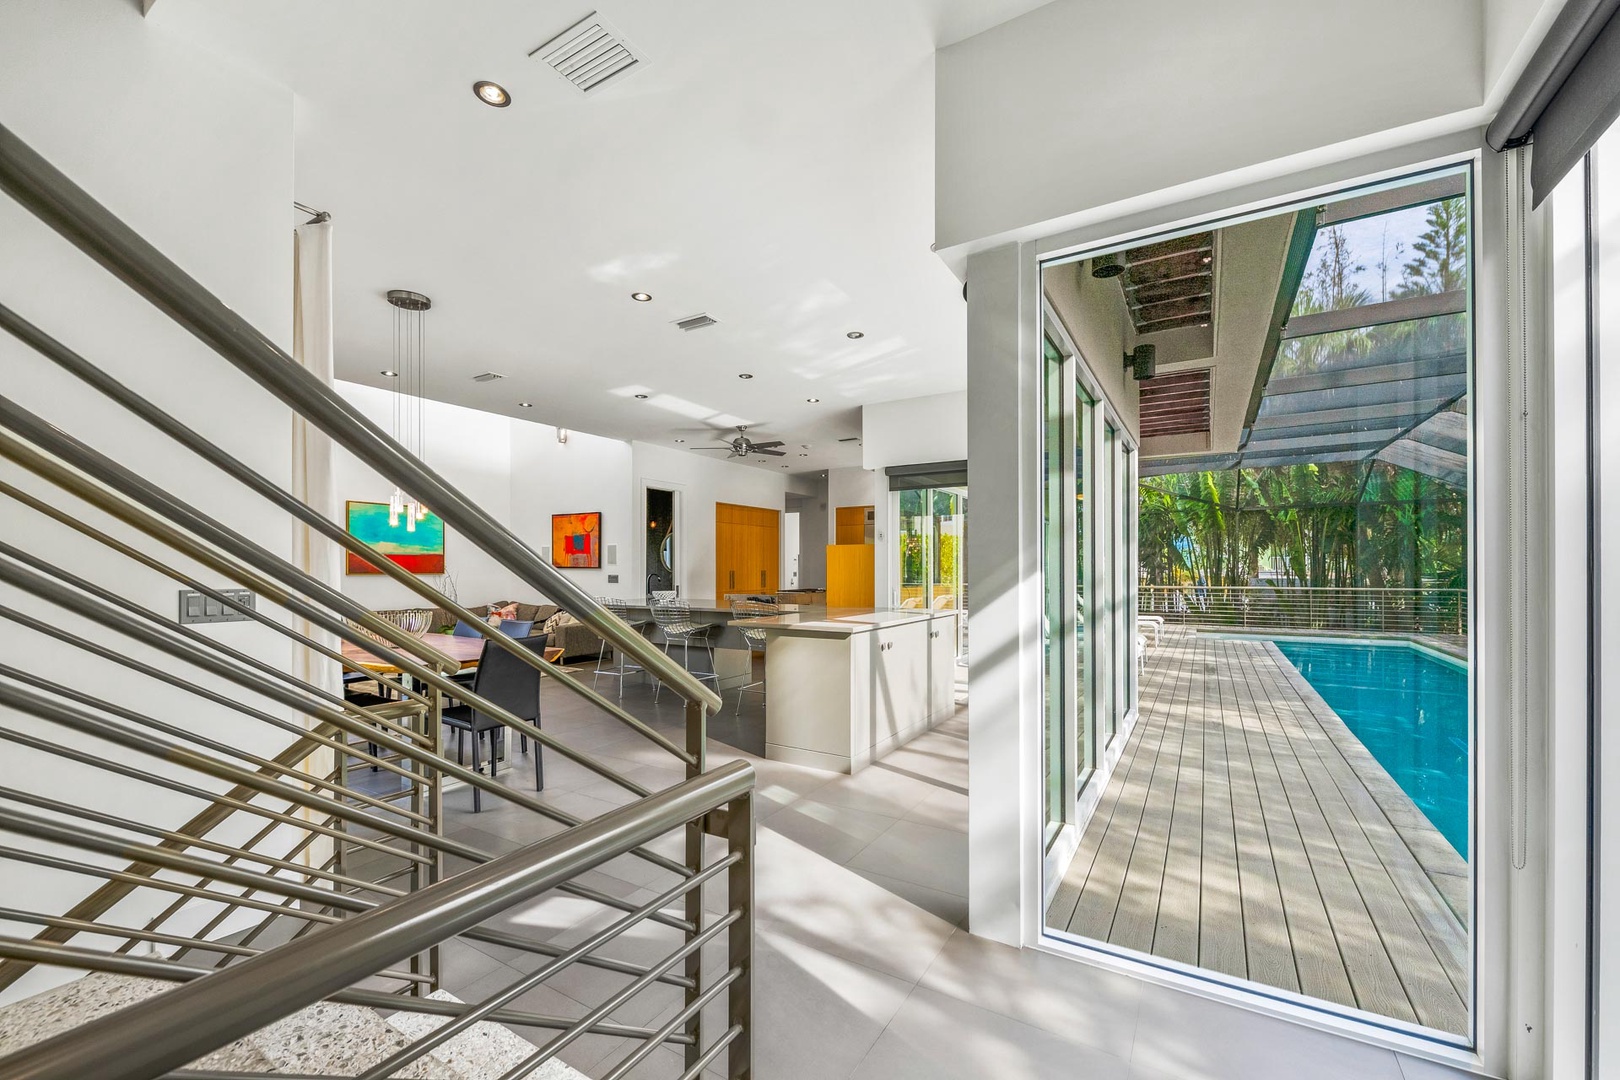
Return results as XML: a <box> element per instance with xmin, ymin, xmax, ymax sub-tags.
<box><xmin>732</xmin><ymin>607</ymin><xmax>959</xmax><ymax>772</ymax></box>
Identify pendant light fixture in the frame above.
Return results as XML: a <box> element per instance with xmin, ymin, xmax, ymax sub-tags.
<box><xmin>385</xmin><ymin>289</ymin><xmax>431</xmax><ymax>531</ymax></box>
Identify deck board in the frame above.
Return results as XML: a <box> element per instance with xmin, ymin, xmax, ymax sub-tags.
<box><xmin>1048</xmin><ymin>628</ymin><xmax>1469</xmax><ymax>1035</ymax></box>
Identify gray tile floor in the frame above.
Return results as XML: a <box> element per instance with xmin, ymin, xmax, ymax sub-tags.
<box><xmin>391</xmin><ymin>665</ymin><xmax>1480</xmax><ymax>1079</ymax></box>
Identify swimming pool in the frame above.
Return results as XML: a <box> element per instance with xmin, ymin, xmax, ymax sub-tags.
<box><xmin>1270</xmin><ymin>638</ymin><xmax>1469</xmax><ymax>858</ymax></box>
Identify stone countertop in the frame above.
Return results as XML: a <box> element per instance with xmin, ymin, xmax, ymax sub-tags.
<box><xmin>730</xmin><ymin>606</ymin><xmax>956</xmax><ymax>636</ymax></box>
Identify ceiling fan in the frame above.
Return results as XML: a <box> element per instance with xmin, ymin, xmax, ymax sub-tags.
<box><xmin>692</xmin><ymin>425</ymin><xmax>786</xmax><ymax>458</ymax></box>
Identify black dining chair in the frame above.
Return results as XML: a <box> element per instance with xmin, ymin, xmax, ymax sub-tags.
<box><xmin>441</xmin><ymin>633</ymin><xmax>548</xmax><ymax>811</ymax></box>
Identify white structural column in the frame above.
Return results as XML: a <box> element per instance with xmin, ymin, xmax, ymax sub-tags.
<box><xmin>965</xmin><ymin>242</ymin><xmax>1043</xmax><ymax>945</ymax></box>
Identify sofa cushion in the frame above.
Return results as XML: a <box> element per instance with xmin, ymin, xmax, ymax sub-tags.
<box><xmin>531</xmin><ymin>604</ymin><xmax>560</xmax><ymax>624</ymax></box>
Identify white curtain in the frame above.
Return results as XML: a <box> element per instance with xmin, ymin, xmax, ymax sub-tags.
<box><xmin>292</xmin><ymin>220</ymin><xmax>340</xmax><ymax>699</ymax></box>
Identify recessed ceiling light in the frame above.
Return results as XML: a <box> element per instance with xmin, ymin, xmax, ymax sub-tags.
<box><xmin>517</xmin><ymin>401</ymin><xmax>533</xmax><ymax>408</ymax></box>
<box><xmin>631</xmin><ymin>292</ymin><xmax>652</xmax><ymax>302</ymax></box>
<box><xmin>780</xmin><ymin>465</ymin><xmax>789</xmax><ymax>469</ymax></box>
<box><xmin>634</xmin><ymin>393</ymin><xmax>649</xmax><ymax>399</ymax></box>
<box><xmin>846</xmin><ymin>331</ymin><xmax>864</xmax><ymax>339</ymax></box>
<box><xmin>473</xmin><ymin>81</ymin><xmax>511</xmax><ymax>108</ymax></box>
<box><xmin>738</xmin><ymin>373</ymin><xmax>753</xmax><ymax>380</ymax></box>
<box><xmin>380</xmin><ymin>369</ymin><xmax>399</xmax><ymax>378</ymax></box>
<box><xmin>806</xmin><ymin>397</ymin><xmax>820</xmax><ymax>403</ymax></box>
<box><xmin>799</xmin><ymin>453</ymin><xmax>808</xmax><ymax>457</ymax></box>
<box><xmin>675</xmin><ymin>438</ymin><xmax>685</xmax><ymax>443</ymax></box>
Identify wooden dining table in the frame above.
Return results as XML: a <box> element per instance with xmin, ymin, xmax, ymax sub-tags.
<box><xmin>341</xmin><ymin>632</ymin><xmax>564</xmax><ymax>676</ymax></box>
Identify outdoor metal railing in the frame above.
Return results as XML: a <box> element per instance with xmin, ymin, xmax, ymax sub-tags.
<box><xmin>0</xmin><ymin>118</ymin><xmax>752</xmax><ymax>1079</ymax></box>
<box><xmin>1140</xmin><ymin>582</ymin><xmax>1468</xmax><ymax>636</ymax></box>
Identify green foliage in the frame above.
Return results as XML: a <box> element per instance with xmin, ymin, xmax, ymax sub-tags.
<box><xmin>1139</xmin><ymin>461</ymin><xmax>1465</xmax><ymax>590</ymax></box>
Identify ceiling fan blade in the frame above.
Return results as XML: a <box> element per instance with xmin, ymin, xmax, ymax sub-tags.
<box><xmin>756</xmin><ymin>448</ymin><xmax>787</xmax><ymax>456</ymax></box>
<box><xmin>691</xmin><ymin>446</ymin><xmax>734</xmax><ymax>451</ymax></box>
<box><xmin>749</xmin><ymin>441</ymin><xmax>785</xmax><ymax>450</ymax></box>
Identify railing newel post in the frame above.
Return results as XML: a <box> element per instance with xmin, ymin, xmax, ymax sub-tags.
<box><xmin>725</xmin><ymin>788</ymin><xmax>754</xmax><ymax>1079</ymax></box>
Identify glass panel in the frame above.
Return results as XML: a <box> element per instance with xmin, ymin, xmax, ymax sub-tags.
<box><xmin>1100</xmin><ymin>422</ymin><xmax>1118</xmax><ymax>746</ymax></box>
<box><xmin>932</xmin><ymin>489</ymin><xmax>967</xmax><ymax>651</ymax></box>
<box><xmin>1044</xmin><ymin>357</ymin><xmax>1069</xmax><ymax>835</ymax></box>
<box><xmin>1076</xmin><ymin>392</ymin><xmax>1094</xmax><ymax>786</ymax></box>
<box><xmin>897</xmin><ymin>489</ymin><xmax>927</xmax><ymax>609</ymax></box>
<box><xmin>1291</xmin><ymin>197</ymin><xmax>1467</xmax><ymax>316</ymax></box>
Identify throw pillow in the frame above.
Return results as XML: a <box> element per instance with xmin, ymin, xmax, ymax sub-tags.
<box><xmin>486</xmin><ymin>601</ymin><xmax>519</xmax><ymax>627</ymax></box>
<box><xmin>542</xmin><ymin>610</ymin><xmax>576</xmax><ymax>634</ymax></box>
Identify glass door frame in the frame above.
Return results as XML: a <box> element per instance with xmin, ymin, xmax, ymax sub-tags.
<box><xmin>1041</xmin><ymin>306</ymin><xmax>1139</xmax><ymax>870</ymax></box>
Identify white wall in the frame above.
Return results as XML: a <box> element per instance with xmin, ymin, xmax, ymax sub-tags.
<box><xmin>935</xmin><ymin>0</ymin><xmax>1485</xmax><ymax>254</ymax></box>
<box><xmin>861</xmin><ymin>391</ymin><xmax>968</xmax><ymax>470</ymax></box>
<box><xmin>332</xmin><ymin>382</ymin><xmax>637</xmax><ymax>610</ymax></box>
<box><xmin>631</xmin><ymin>443</ymin><xmax>805</xmax><ymax>600</ymax></box>
<box><xmin>0</xmin><ymin>0</ymin><xmax>295</xmax><ymax>1000</ymax></box>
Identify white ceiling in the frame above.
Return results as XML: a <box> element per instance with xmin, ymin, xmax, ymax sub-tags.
<box><xmin>154</xmin><ymin>0</ymin><xmax>1051</xmax><ymax>474</ymax></box>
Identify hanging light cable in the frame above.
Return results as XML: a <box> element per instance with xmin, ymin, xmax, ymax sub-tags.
<box><xmin>385</xmin><ymin>289</ymin><xmax>432</xmax><ymax>530</ymax></box>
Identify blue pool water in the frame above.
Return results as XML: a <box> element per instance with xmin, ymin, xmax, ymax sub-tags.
<box><xmin>1270</xmin><ymin>639</ymin><xmax>1469</xmax><ymax>858</ymax></box>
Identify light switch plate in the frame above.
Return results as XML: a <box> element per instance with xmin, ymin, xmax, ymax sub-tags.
<box><xmin>607</xmin><ymin>574</ymin><xmax>619</xmax><ymax>583</ymax></box>
<box><xmin>178</xmin><ymin>588</ymin><xmax>255</xmax><ymax>624</ymax></box>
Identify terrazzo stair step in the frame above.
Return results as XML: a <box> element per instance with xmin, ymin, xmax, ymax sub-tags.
<box><xmin>0</xmin><ymin>972</ymin><xmax>500</xmax><ymax>1078</ymax></box>
<box><xmin>385</xmin><ymin>989</ymin><xmax>589</xmax><ymax>1080</ymax></box>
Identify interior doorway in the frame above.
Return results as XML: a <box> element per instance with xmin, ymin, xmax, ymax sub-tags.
<box><xmin>644</xmin><ymin>487</ymin><xmax>675</xmax><ymax>596</ymax></box>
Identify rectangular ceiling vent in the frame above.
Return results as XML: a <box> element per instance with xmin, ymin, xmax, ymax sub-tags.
<box><xmin>673</xmin><ymin>313</ymin><xmax>718</xmax><ymax>332</ymax></box>
<box><xmin>471</xmin><ymin>371</ymin><xmax>506</xmax><ymax>383</ymax></box>
<box><xmin>531</xmin><ymin>12</ymin><xmax>645</xmax><ymax>95</ymax></box>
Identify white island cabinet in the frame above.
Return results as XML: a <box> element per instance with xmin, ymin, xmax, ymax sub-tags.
<box><xmin>734</xmin><ymin>608</ymin><xmax>958</xmax><ymax>773</ymax></box>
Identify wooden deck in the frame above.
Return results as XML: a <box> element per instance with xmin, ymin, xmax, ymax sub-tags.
<box><xmin>1047</xmin><ymin>628</ymin><xmax>1470</xmax><ymax>1035</ymax></box>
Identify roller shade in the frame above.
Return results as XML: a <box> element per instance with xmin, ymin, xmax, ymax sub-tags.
<box><xmin>1487</xmin><ymin>0</ymin><xmax>1620</xmax><ymax>205</ymax></box>
<box><xmin>885</xmin><ymin>460</ymin><xmax>968</xmax><ymax>491</ymax></box>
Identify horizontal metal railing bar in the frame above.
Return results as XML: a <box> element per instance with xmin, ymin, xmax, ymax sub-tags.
<box><xmin>496</xmin><ymin>909</ymin><xmax>742</xmax><ymax>1080</ymax></box>
<box><xmin>0</xmin><ymin>474</ymin><xmax>435</xmax><ymax>711</ymax></box>
<box><xmin>0</xmin><ymin>719</ymin><xmax>429</xmax><ymax>868</ymax></box>
<box><xmin>0</xmin><ymin>678</ymin><xmax>463</xmax><ymax>864</ymax></box>
<box><xmin>0</xmin><ymin>760</ymin><xmax>753</xmax><ymax>1080</ymax></box>
<box><xmin>0</xmin><ymin>135</ymin><xmax>721</xmax><ymax>709</ymax></box>
<box><xmin>0</xmin><ymin>538</ymin><xmax>420</xmax><ymax>735</ymax></box>
<box><xmin>0</xmin><ymin>649</ymin><xmax>431</xmax><ymax>820</ymax></box>
<box><xmin>0</xmin><ymin>789</ymin><xmax>407</xmax><ymax>900</ymax></box>
<box><xmin>0</xmin><ymin>310</ymin><xmax>699</xmax><ymax>766</ymax></box>
<box><xmin>676</xmin><ymin>1024</ymin><xmax>741</xmax><ymax>1080</ymax></box>
<box><xmin>0</xmin><ymin>940</ymin><xmax>684</xmax><ymax>1046</ymax></box>
<box><xmin>169</xmin><ymin>827</ymin><xmax>346</xmax><ymax>964</ymax></box>
<box><xmin>356</xmin><ymin>852</ymin><xmax>741</xmax><ymax>1080</ymax></box>
<box><xmin>0</xmin><ymin>430</ymin><xmax>667</xmax><ymax>805</ymax></box>
<box><xmin>0</xmin><ymin>723</ymin><xmax>373</xmax><ymax>993</ymax></box>
<box><xmin>0</xmin><ymin>806</ymin><xmax>380</xmax><ymax>913</ymax></box>
<box><xmin>0</xmin><ymin>855</ymin><xmax>347</xmax><ymax>927</ymax></box>
<box><xmin>0</xmin><ymin>419</ymin><xmax>456</xmax><ymax>689</ymax></box>
<box><xmin>0</xmin><ymin>567</ymin><xmax>686</xmax><ymax>880</ymax></box>
<box><xmin>600</xmin><ymin>967</ymin><xmax>743</xmax><ymax>1080</ymax></box>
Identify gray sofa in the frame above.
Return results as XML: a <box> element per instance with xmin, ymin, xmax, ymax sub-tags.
<box><xmin>428</xmin><ymin>601</ymin><xmax>604</xmax><ymax>662</ymax></box>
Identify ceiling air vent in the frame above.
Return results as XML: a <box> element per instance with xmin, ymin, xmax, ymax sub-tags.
<box><xmin>471</xmin><ymin>371</ymin><xmax>506</xmax><ymax>383</ymax></box>
<box><xmin>673</xmin><ymin>313</ymin><xmax>718</xmax><ymax>332</ymax></box>
<box><xmin>531</xmin><ymin>12</ymin><xmax>645</xmax><ymax>95</ymax></box>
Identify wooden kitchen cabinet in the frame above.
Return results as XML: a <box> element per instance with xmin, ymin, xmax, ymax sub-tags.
<box><xmin>715</xmin><ymin>502</ymin><xmax>780</xmax><ymax>597</ymax></box>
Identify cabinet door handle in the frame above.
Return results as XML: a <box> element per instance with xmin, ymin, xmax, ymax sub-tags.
<box><xmin>761</xmin><ymin>570</ymin><xmax>766</xmax><ymax>587</ymax></box>
<box><xmin>729</xmin><ymin>570</ymin><xmax>735</xmax><ymax>588</ymax></box>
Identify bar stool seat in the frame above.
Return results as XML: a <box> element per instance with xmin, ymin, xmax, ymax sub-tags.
<box><xmin>593</xmin><ymin>596</ymin><xmax>651</xmax><ymax>699</ymax></box>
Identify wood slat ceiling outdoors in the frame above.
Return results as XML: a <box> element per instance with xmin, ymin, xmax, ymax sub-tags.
<box><xmin>1120</xmin><ymin>232</ymin><xmax>1213</xmax><ymax>334</ymax></box>
<box><xmin>1139</xmin><ymin>368</ymin><xmax>1212</xmax><ymax>437</ymax></box>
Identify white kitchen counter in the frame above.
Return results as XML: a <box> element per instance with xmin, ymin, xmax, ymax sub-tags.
<box><xmin>732</xmin><ymin>607</ymin><xmax>959</xmax><ymax>772</ymax></box>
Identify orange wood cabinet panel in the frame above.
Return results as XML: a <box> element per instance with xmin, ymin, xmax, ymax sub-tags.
<box><xmin>715</xmin><ymin>502</ymin><xmax>780</xmax><ymax>597</ymax></box>
<box><xmin>834</xmin><ymin>504</ymin><xmax>872</xmax><ymax>545</ymax></box>
<box><xmin>826</xmin><ymin>543</ymin><xmax>875</xmax><ymax>607</ymax></box>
